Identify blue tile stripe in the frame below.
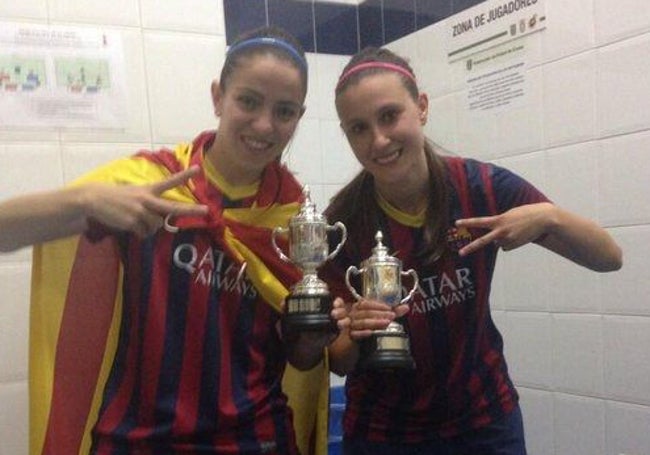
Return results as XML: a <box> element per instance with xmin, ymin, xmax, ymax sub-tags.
<box><xmin>223</xmin><ymin>0</ymin><xmax>485</xmax><ymax>55</ymax></box>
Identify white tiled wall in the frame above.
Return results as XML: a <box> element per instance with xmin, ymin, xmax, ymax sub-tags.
<box><xmin>0</xmin><ymin>1</ymin><xmax>351</xmax><ymax>453</ymax></box>
<box><xmin>392</xmin><ymin>1</ymin><xmax>650</xmax><ymax>453</ymax></box>
<box><xmin>1</xmin><ymin>1</ymin><xmax>649</xmax><ymax>455</ymax></box>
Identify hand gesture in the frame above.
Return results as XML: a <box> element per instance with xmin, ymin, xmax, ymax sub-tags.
<box><xmin>85</xmin><ymin>165</ymin><xmax>208</xmax><ymax>237</ymax></box>
<box><xmin>455</xmin><ymin>202</ymin><xmax>552</xmax><ymax>256</ymax></box>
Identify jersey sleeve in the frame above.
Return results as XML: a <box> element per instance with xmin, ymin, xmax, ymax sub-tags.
<box><xmin>486</xmin><ymin>162</ymin><xmax>551</xmax><ymax>213</ymax></box>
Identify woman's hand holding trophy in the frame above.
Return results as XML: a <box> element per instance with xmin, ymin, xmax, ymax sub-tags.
<box><xmin>273</xmin><ymin>191</ymin><xmax>418</xmax><ymax>371</ymax></box>
<box><xmin>342</xmin><ymin>231</ymin><xmax>419</xmax><ymax>370</ymax></box>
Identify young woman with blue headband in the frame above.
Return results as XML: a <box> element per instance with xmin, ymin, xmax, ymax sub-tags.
<box><xmin>0</xmin><ymin>26</ymin><xmax>331</xmax><ymax>455</ymax></box>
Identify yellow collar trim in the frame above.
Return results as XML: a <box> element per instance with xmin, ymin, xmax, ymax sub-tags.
<box><xmin>375</xmin><ymin>192</ymin><xmax>425</xmax><ymax>227</ymax></box>
<box><xmin>203</xmin><ymin>154</ymin><xmax>259</xmax><ymax>200</ymax></box>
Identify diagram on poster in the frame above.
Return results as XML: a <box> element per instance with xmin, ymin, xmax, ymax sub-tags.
<box><xmin>0</xmin><ymin>22</ymin><xmax>127</xmax><ymax>128</ymax></box>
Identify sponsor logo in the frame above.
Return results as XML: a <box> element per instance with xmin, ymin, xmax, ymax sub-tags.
<box><xmin>446</xmin><ymin>226</ymin><xmax>473</xmax><ymax>253</ymax></box>
<box><xmin>410</xmin><ymin>267</ymin><xmax>476</xmax><ymax>314</ymax></box>
<box><xmin>172</xmin><ymin>243</ymin><xmax>257</xmax><ymax>298</ymax></box>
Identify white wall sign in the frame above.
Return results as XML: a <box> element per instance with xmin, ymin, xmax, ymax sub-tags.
<box><xmin>447</xmin><ymin>0</ymin><xmax>546</xmax><ymax>63</ymax></box>
<box><xmin>445</xmin><ymin>0</ymin><xmax>546</xmax><ymax>114</ymax></box>
<box><xmin>0</xmin><ymin>22</ymin><xmax>127</xmax><ymax>128</ymax></box>
<box><xmin>465</xmin><ymin>41</ymin><xmax>528</xmax><ymax>113</ymax></box>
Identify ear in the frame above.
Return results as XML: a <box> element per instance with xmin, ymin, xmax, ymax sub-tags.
<box><xmin>211</xmin><ymin>80</ymin><xmax>223</xmax><ymax>117</ymax></box>
<box><xmin>417</xmin><ymin>92</ymin><xmax>429</xmax><ymax>125</ymax></box>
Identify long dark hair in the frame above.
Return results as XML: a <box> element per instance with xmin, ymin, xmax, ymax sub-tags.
<box><xmin>327</xmin><ymin>47</ymin><xmax>449</xmax><ymax>265</ymax></box>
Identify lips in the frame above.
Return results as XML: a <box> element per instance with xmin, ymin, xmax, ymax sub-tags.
<box><xmin>242</xmin><ymin>135</ymin><xmax>273</xmax><ymax>152</ymax></box>
<box><xmin>374</xmin><ymin>149</ymin><xmax>401</xmax><ymax>165</ymax></box>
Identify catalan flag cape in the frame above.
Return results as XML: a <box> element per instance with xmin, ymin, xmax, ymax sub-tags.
<box><xmin>29</xmin><ymin>131</ymin><xmax>330</xmax><ymax>455</ymax></box>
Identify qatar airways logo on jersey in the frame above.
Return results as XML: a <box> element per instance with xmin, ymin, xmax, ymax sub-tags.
<box><xmin>172</xmin><ymin>244</ymin><xmax>257</xmax><ymax>298</ymax></box>
<box><xmin>410</xmin><ymin>267</ymin><xmax>476</xmax><ymax>314</ymax></box>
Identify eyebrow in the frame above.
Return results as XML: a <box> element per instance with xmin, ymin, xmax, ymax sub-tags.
<box><xmin>276</xmin><ymin>100</ymin><xmax>302</xmax><ymax>110</ymax></box>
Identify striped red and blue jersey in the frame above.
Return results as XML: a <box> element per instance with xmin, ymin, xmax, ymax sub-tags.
<box><xmin>326</xmin><ymin>156</ymin><xmax>550</xmax><ymax>442</ymax></box>
<box><xmin>90</xmin><ymin>134</ymin><xmax>302</xmax><ymax>455</ymax></box>
<box><xmin>30</xmin><ymin>131</ymin><xmax>317</xmax><ymax>455</ymax></box>
<box><xmin>91</xmin><ymin>219</ymin><xmax>295</xmax><ymax>454</ymax></box>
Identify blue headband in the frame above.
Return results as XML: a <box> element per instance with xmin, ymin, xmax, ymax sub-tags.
<box><xmin>226</xmin><ymin>37</ymin><xmax>307</xmax><ymax>72</ymax></box>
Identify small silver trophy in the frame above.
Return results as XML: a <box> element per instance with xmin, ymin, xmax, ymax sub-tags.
<box><xmin>345</xmin><ymin>231</ymin><xmax>418</xmax><ymax>369</ymax></box>
<box><xmin>272</xmin><ymin>186</ymin><xmax>347</xmax><ymax>332</ymax></box>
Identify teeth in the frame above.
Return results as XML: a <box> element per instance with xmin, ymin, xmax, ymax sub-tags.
<box><xmin>375</xmin><ymin>150</ymin><xmax>400</xmax><ymax>165</ymax></box>
<box><xmin>244</xmin><ymin>136</ymin><xmax>271</xmax><ymax>151</ymax></box>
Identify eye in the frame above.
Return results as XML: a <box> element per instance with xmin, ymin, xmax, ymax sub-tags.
<box><xmin>379</xmin><ymin>108</ymin><xmax>399</xmax><ymax>125</ymax></box>
<box><xmin>344</xmin><ymin>122</ymin><xmax>367</xmax><ymax>136</ymax></box>
<box><xmin>274</xmin><ymin>104</ymin><xmax>301</xmax><ymax>122</ymax></box>
<box><xmin>237</xmin><ymin>94</ymin><xmax>260</xmax><ymax>111</ymax></box>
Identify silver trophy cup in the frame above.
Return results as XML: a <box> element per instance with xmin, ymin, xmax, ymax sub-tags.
<box><xmin>272</xmin><ymin>186</ymin><xmax>347</xmax><ymax>332</ymax></box>
<box><xmin>345</xmin><ymin>231</ymin><xmax>418</xmax><ymax>369</ymax></box>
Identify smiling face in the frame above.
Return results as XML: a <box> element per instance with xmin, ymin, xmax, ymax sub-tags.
<box><xmin>209</xmin><ymin>53</ymin><xmax>305</xmax><ymax>185</ymax></box>
<box><xmin>335</xmin><ymin>72</ymin><xmax>429</xmax><ymax>190</ymax></box>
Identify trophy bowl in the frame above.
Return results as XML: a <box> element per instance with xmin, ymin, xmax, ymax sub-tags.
<box><xmin>272</xmin><ymin>186</ymin><xmax>346</xmax><ymax>332</ymax></box>
<box><xmin>345</xmin><ymin>231</ymin><xmax>418</xmax><ymax>370</ymax></box>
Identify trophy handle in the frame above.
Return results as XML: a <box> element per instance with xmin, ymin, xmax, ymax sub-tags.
<box><xmin>399</xmin><ymin>268</ymin><xmax>419</xmax><ymax>304</ymax></box>
<box><xmin>271</xmin><ymin>226</ymin><xmax>291</xmax><ymax>263</ymax></box>
<box><xmin>326</xmin><ymin>221</ymin><xmax>347</xmax><ymax>261</ymax></box>
<box><xmin>345</xmin><ymin>265</ymin><xmax>364</xmax><ymax>301</ymax></box>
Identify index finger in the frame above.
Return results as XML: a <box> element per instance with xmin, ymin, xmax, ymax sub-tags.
<box><xmin>458</xmin><ymin>231</ymin><xmax>498</xmax><ymax>256</ymax></box>
<box><xmin>151</xmin><ymin>165</ymin><xmax>201</xmax><ymax>195</ymax></box>
<box><xmin>145</xmin><ymin>198</ymin><xmax>208</xmax><ymax>217</ymax></box>
<box><xmin>357</xmin><ymin>298</ymin><xmax>394</xmax><ymax>312</ymax></box>
<box><xmin>455</xmin><ymin>215</ymin><xmax>498</xmax><ymax>229</ymax></box>
<box><xmin>393</xmin><ymin>303</ymin><xmax>410</xmax><ymax>318</ymax></box>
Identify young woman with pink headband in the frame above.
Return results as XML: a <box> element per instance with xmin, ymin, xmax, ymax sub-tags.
<box><xmin>324</xmin><ymin>47</ymin><xmax>622</xmax><ymax>455</ymax></box>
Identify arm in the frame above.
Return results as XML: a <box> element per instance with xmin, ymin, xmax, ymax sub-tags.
<box><xmin>284</xmin><ymin>330</ymin><xmax>336</xmax><ymax>371</ymax></box>
<box><xmin>328</xmin><ymin>297</ymin><xmax>361</xmax><ymax>375</ymax></box>
<box><xmin>456</xmin><ymin>202</ymin><xmax>622</xmax><ymax>272</ymax></box>
<box><xmin>0</xmin><ymin>166</ymin><xmax>208</xmax><ymax>252</ymax></box>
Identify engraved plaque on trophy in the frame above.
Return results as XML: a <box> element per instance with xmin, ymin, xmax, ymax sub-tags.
<box><xmin>345</xmin><ymin>231</ymin><xmax>419</xmax><ymax>370</ymax></box>
<box><xmin>272</xmin><ymin>186</ymin><xmax>347</xmax><ymax>332</ymax></box>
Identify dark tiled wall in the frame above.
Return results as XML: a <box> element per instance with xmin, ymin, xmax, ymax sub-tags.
<box><xmin>223</xmin><ymin>0</ymin><xmax>485</xmax><ymax>55</ymax></box>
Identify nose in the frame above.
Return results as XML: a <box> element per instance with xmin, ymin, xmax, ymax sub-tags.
<box><xmin>251</xmin><ymin>108</ymin><xmax>275</xmax><ymax>135</ymax></box>
<box><xmin>370</xmin><ymin>125</ymin><xmax>390</xmax><ymax>151</ymax></box>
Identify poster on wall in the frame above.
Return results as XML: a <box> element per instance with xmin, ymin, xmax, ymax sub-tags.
<box><xmin>446</xmin><ymin>0</ymin><xmax>546</xmax><ymax>114</ymax></box>
<box><xmin>0</xmin><ymin>22</ymin><xmax>127</xmax><ymax>128</ymax></box>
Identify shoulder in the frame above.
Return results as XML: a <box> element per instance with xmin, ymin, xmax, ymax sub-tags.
<box><xmin>442</xmin><ymin>155</ymin><xmax>524</xmax><ymax>187</ymax></box>
<box><xmin>442</xmin><ymin>155</ymin><xmax>492</xmax><ymax>187</ymax></box>
<box><xmin>71</xmin><ymin>133</ymin><xmax>210</xmax><ymax>187</ymax></box>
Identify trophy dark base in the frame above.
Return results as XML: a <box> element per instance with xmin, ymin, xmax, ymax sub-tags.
<box><xmin>359</xmin><ymin>332</ymin><xmax>415</xmax><ymax>370</ymax></box>
<box><xmin>282</xmin><ymin>293</ymin><xmax>337</xmax><ymax>333</ymax></box>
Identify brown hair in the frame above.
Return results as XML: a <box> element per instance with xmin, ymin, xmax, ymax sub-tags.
<box><xmin>327</xmin><ymin>47</ymin><xmax>449</xmax><ymax>265</ymax></box>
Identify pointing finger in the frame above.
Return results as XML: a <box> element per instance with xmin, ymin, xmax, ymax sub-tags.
<box><xmin>456</xmin><ymin>215</ymin><xmax>498</xmax><ymax>229</ymax></box>
<box><xmin>151</xmin><ymin>165</ymin><xmax>201</xmax><ymax>195</ymax></box>
<box><xmin>458</xmin><ymin>232</ymin><xmax>499</xmax><ymax>256</ymax></box>
<box><xmin>144</xmin><ymin>198</ymin><xmax>208</xmax><ymax>217</ymax></box>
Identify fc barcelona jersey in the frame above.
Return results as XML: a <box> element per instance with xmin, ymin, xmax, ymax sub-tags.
<box><xmin>326</xmin><ymin>157</ymin><xmax>550</xmax><ymax>442</ymax></box>
<box><xmin>29</xmin><ymin>131</ymin><xmax>330</xmax><ymax>455</ymax></box>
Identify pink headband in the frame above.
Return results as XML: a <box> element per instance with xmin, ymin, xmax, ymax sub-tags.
<box><xmin>336</xmin><ymin>62</ymin><xmax>416</xmax><ymax>91</ymax></box>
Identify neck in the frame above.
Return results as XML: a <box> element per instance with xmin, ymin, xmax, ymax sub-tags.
<box><xmin>204</xmin><ymin>140</ymin><xmax>261</xmax><ymax>187</ymax></box>
<box><xmin>376</xmin><ymin>179</ymin><xmax>429</xmax><ymax>216</ymax></box>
